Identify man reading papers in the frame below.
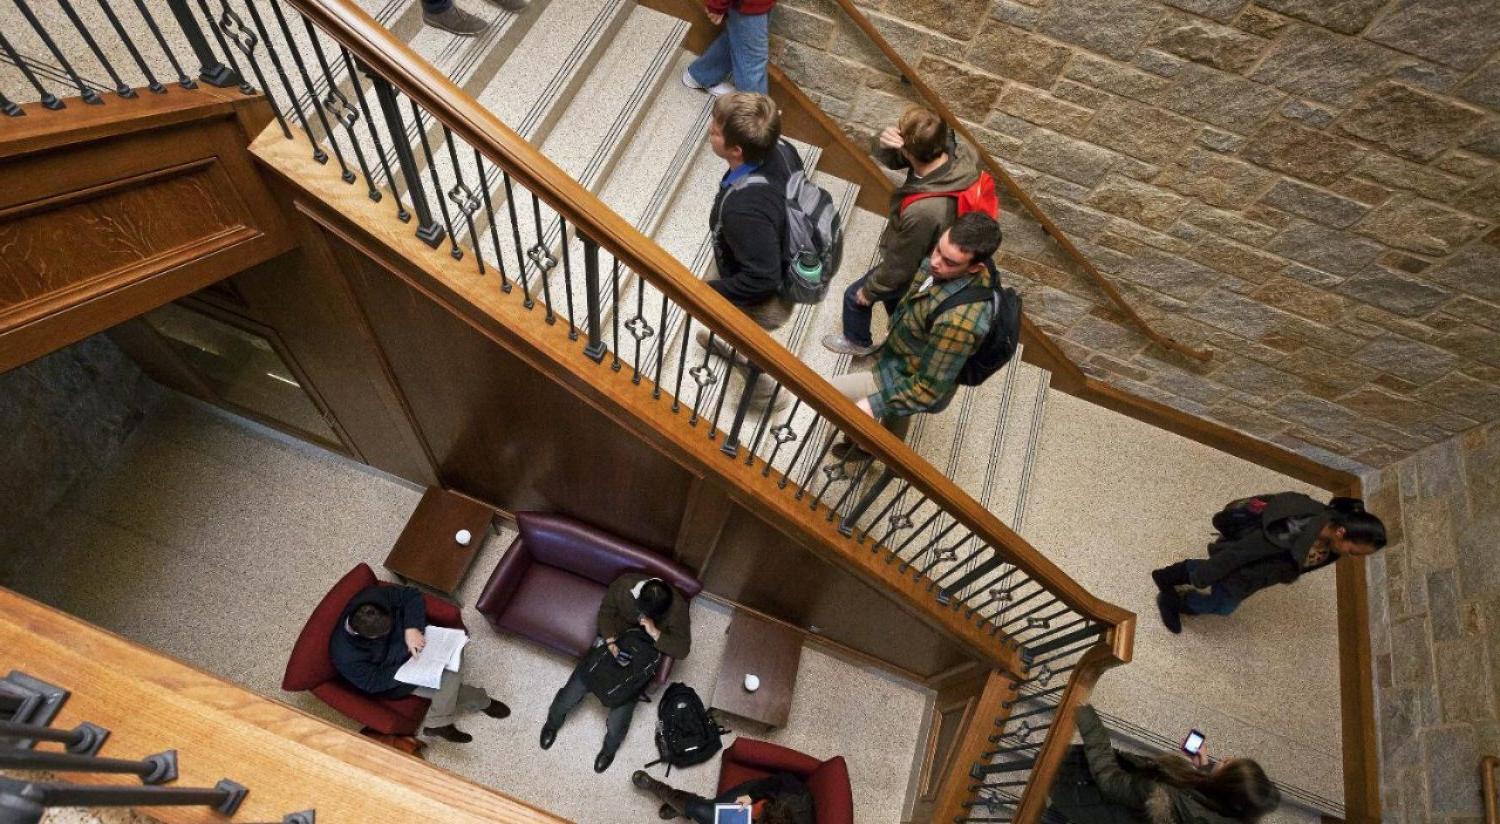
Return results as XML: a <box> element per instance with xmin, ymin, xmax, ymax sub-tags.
<box><xmin>330</xmin><ymin>582</ymin><xmax>510</xmax><ymax>743</ymax></box>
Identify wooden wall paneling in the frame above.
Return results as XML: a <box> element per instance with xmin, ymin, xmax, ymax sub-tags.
<box><xmin>703</xmin><ymin>503</ymin><xmax>974</xmax><ymax>679</ymax></box>
<box><xmin>908</xmin><ymin>665</ymin><xmax>990</xmax><ymax>823</ymax></box>
<box><xmin>674</xmin><ymin>473</ymin><xmax>734</xmax><ymax>572</ymax></box>
<box><xmin>327</xmin><ymin>221</ymin><xmax>694</xmax><ymax>550</ymax></box>
<box><xmin>0</xmin><ymin>97</ymin><xmax>292</xmax><ymax>373</ymax></box>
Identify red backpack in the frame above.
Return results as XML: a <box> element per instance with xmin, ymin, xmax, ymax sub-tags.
<box><xmin>899</xmin><ymin>171</ymin><xmax>999</xmax><ymax>219</ymax></box>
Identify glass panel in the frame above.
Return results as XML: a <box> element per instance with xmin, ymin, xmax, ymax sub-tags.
<box><xmin>144</xmin><ymin>302</ymin><xmax>341</xmax><ymax>445</ymax></box>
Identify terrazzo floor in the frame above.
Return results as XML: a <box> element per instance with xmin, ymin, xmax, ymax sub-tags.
<box><xmin>0</xmin><ymin>394</ymin><xmax>930</xmax><ymax>824</ymax></box>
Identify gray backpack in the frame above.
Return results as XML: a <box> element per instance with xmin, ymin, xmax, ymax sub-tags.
<box><xmin>717</xmin><ymin>140</ymin><xmax>844</xmax><ymax>304</ymax></box>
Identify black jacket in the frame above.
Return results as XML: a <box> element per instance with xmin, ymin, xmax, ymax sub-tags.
<box><xmin>716</xmin><ymin>772</ymin><xmax>814</xmax><ymax>824</ymax></box>
<box><xmin>1049</xmin><ymin>706</ymin><xmax>1242</xmax><ymax>824</ymax></box>
<box><xmin>708</xmin><ymin>141</ymin><xmax>795</xmax><ymax>308</ymax></box>
<box><xmin>329</xmin><ymin>584</ymin><xmax>426</xmax><ymax>698</ymax></box>
<box><xmin>1188</xmin><ymin>492</ymin><xmax>1333</xmax><ymax>602</ymax></box>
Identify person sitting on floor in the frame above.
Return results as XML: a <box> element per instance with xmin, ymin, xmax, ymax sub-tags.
<box><xmin>1151</xmin><ymin>494</ymin><xmax>1387</xmax><ymax>633</ymax></box>
<box><xmin>330</xmin><ymin>583</ymin><xmax>510</xmax><ymax>743</ymax></box>
<box><xmin>632</xmin><ymin>767</ymin><xmax>813</xmax><ymax>824</ymax></box>
<box><xmin>540</xmin><ymin>574</ymin><xmax>692</xmax><ymax>773</ymax></box>
<box><xmin>1046</xmin><ymin>704</ymin><xmax>1280</xmax><ymax>823</ymax></box>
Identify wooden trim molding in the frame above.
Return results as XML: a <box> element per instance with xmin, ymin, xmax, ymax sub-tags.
<box><xmin>0</xmin><ymin>586</ymin><xmax>566</xmax><ymax>823</ymax></box>
<box><xmin>1483</xmin><ymin>755</ymin><xmax>1498</xmax><ymax>824</ymax></box>
<box><xmin>929</xmin><ymin>669</ymin><xmax>1019</xmax><ymax>821</ymax></box>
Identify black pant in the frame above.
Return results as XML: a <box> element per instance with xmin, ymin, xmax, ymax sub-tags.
<box><xmin>679</xmin><ymin>789</ymin><xmax>749</xmax><ymax>824</ymax></box>
<box><xmin>545</xmin><ymin>654</ymin><xmax>638</xmax><ymax>755</ymax></box>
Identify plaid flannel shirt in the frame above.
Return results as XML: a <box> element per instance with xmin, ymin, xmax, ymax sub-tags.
<box><xmin>869</xmin><ymin>261</ymin><xmax>994</xmax><ymax>419</ymax></box>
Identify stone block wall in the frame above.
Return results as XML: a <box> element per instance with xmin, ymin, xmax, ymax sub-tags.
<box><xmin>769</xmin><ymin>0</ymin><xmax>1500</xmax><ymax>471</ymax></box>
<box><xmin>1363</xmin><ymin>420</ymin><xmax>1500</xmax><ymax>821</ymax></box>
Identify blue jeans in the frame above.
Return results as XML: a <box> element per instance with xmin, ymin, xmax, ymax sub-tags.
<box><xmin>841</xmin><ymin>272</ymin><xmax>901</xmax><ymax>347</ymax></box>
<box><xmin>1181</xmin><ymin>560</ymin><xmax>1242</xmax><ymax>615</ymax></box>
<box><xmin>423</xmin><ymin>0</ymin><xmax>452</xmax><ymax>11</ymax></box>
<box><xmin>686</xmin><ymin>9</ymin><xmax>770</xmax><ymax>94</ymax></box>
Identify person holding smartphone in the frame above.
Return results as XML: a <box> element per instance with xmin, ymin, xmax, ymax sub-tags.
<box><xmin>1045</xmin><ymin>704</ymin><xmax>1280</xmax><ymax>823</ymax></box>
<box><xmin>631</xmin><ymin>769</ymin><xmax>812</xmax><ymax>824</ymax></box>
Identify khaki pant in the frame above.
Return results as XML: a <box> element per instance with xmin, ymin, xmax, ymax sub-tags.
<box><xmin>830</xmin><ymin>371</ymin><xmax>911</xmax><ymax>443</ymax></box>
<box><xmin>412</xmin><ymin>652</ymin><xmax>490</xmax><ymax>726</ymax></box>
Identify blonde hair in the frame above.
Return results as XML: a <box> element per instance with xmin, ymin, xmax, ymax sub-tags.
<box><xmin>898</xmin><ymin>105</ymin><xmax>948</xmax><ymax>163</ymax></box>
<box><xmin>712</xmin><ymin>92</ymin><xmax>782</xmax><ymax>164</ymax></box>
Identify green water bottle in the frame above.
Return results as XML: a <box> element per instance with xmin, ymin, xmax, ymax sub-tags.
<box><xmin>793</xmin><ymin>251</ymin><xmax>823</xmax><ymax>285</ymax></box>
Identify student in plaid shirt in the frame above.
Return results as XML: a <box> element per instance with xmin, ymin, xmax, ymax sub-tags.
<box><xmin>830</xmin><ymin>213</ymin><xmax>1001</xmax><ymax>459</ymax></box>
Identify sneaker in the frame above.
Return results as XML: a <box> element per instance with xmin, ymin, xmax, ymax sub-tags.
<box><xmin>821</xmin><ymin>334</ymin><xmax>879</xmax><ymax>357</ymax></box>
<box><xmin>695</xmin><ymin>328</ymin><xmax>749</xmax><ymax>367</ymax></box>
<box><xmin>487</xmin><ymin>0</ymin><xmax>528</xmax><ymax>9</ymax></box>
<box><xmin>681</xmin><ymin>68</ymin><xmax>708</xmax><ymax>91</ymax></box>
<box><xmin>422</xmin><ymin>6</ymin><xmax>487</xmax><ymax>35</ymax></box>
<box><xmin>707</xmin><ymin>80</ymin><xmax>737</xmax><ymax>97</ymax></box>
<box><xmin>1156</xmin><ymin>590</ymin><xmax>1183</xmax><ymax>635</ymax></box>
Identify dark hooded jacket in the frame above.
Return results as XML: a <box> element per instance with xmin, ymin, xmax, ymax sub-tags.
<box><xmin>1048</xmin><ymin>706</ymin><xmax>1247</xmax><ymax>824</ymax></box>
<box><xmin>329</xmin><ymin>584</ymin><xmax>427</xmax><ymax>698</ymax></box>
<box><xmin>717</xmin><ymin>772</ymin><xmax>814</xmax><ymax>824</ymax></box>
<box><xmin>864</xmin><ymin>133</ymin><xmax>981</xmax><ymax>299</ymax></box>
<box><xmin>596</xmin><ymin>573</ymin><xmax>692</xmax><ymax>660</ymax></box>
<box><xmin>1188</xmin><ymin>492</ymin><xmax>1334</xmax><ymax>602</ymax></box>
<box><xmin>709</xmin><ymin>140</ymin><xmax>796</xmax><ymax>308</ymax></box>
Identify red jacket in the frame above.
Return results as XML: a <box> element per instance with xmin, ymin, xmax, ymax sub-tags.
<box><xmin>706</xmin><ymin>0</ymin><xmax>775</xmax><ymax>16</ymax></box>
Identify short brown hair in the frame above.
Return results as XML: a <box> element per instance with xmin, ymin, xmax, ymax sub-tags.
<box><xmin>898</xmin><ymin>106</ymin><xmax>948</xmax><ymax>163</ymax></box>
<box><xmin>712</xmin><ymin>92</ymin><xmax>782</xmax><ymax>164</ymax></box>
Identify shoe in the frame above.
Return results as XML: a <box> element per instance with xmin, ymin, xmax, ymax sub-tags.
<box><xmin>594</xmin><ymin>749</ymin><xmax>616</xmax><ymax>773</ymax></box>
<box><xmin>695</xmin><ymin>328</ymin><xmax>749</xmax><ymax>367</ymax></box>
<box><xmin>422</xmin><ymin>6</ymin><xmax>487</xmax><ymax>35</ymax></box>
<box><xmin>821</xmin><ymin>334</ymin><xmax>879</xmax><ymax>357</ymax></box>
<box><xmin>830</xmin><ymin>439</ymin><xmax>870</xmax><ymax>463</ymax></box>
<box><xmin>681</xmin><ymin>68</ymin><xmax>707</xmax><ymax>91</ymax></box>
<box><xmin>422</xmin><ymin>724</ymin><xmax>473</xmax><ymax>743</ymax></box>
<box><xmin>488</xmin><ymin>0</ymin><xmax>528</xmax><ymax>9</ymax></box>
<box><xmin>1156</xmin><ymin>590</ymin><xmax>1183</xmax><ymax>635</ymax></box>
<box><xmin>658</xmin><ymin>803</ymin><xmax>680</xmax><ymax>820</ymax></box>
<box><xmin>1151</xmin><ymin>561</ymin><xmax>1191</xmax><ymax>590</ymax></box>
<box><xmin>483</xmin><ymin>699</ymin><xmax>511</xmax><ymax>719</ymax></box>
<box><xmin>539</xmin><ymin>725</ymin><xmax>557</xmax><ymax>750</ymax></box>
<box><xmin>707</xmin><ymin>80</ymin><xmax>737</xmax><ymax>96</ymax></box>
<box><xmin>632</xmin><ymin>770</ymin><xmax>661</xmax><ymax>791</ymax></box>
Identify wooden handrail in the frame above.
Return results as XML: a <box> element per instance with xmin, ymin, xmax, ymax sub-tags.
<box><xmin>284</xmin><ymin>0</ymin><xmax>1134</xmax><ymax>643</ymax></box>
<box><xmin>1485</xmin><ymin>755</ymin><xmax>1498</xmax><ymax>824</ymax></box>
<box><xmin>816</xmin><ymin>0</ymin><xmax>1212</xmax><ymax>364</ymax></box>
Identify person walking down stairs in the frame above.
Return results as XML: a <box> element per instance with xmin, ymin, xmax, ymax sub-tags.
<box><xmin>823</xmin><ymin>106</ymin><xmax>981</xmax><ymax>358</ymax></box>
<box><xmin>421</xmin><ymin>0</ymin><xmax>528</xmax><ymax>36</ymax></box>
<box><xmin>681</xmin><ymin>0</ymin><xmax>775</xmax><ymax>95</ymax></box>
<box><xmin>1151</xmin><ymin>495</ymin><xmax>1387</xmax><ymax>634</ymax></box>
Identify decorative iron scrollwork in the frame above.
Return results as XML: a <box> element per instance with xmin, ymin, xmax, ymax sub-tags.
<box><xmin>1031</xmin><ymin>662</ymin><xmax>1054</xmax><ymax>688</ymax></box>
<box><xmin>324</xmin><ymin>88</ymin><xmax>358</xmax><ymax>128</ymax></box>
<box><xmin>989</xmin><ymin>586</ymin><xmax>1012</xmax><ymax>604</ymax></box>
<box><xmin>527</xmin><ymin>244</ymin><xmax>557</xmax><ymax>274</ymax></box>
<box><xmin>688</xmin><ymin>363</ymin><xmax>718</xmax><ymax>389</ymax></box>
<box><xmin>219</xmin><ymin>7</ymin><xmax>256</xmax><ymax>56</ymax></box>
<box><xmin>624</xmin><ymin>314</ymin><xmax>654</xmax><ymax>342</ymax></box>
<box><xmin>888</xmin><ymin>511</ymin><xmax>913</xmax><ymax>531</ymax></box>
<box><xmin>447</xmin><ymin>182</ymin><xmax>480</xmax><ymax>217</ymax></box>
<box><xmin>1027</xmin><ymin>616</ymin><xmax>1050</xmax><ymax>630</ymax></box>
<box><xmin>822</xmin><ymin>461</ymin><xmax>849</xmax><ymax>482</ymax></box>
<box><xmin>770</xmin><ymin>422</ymin><xmax>798</xmax><ymax>445</ymax></box>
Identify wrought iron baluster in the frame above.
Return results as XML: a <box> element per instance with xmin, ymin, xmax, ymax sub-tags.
<box><xmin>475</xmin><ymin>153</ymin><xmax>510</xmax><ymax>291</ymax></box>
<box><xmin>528</xmin><ymin>194</ymin><xmax>554</xmax><ymax>322</ymax></box>
<box><xmin>369</xmin><ymin>78</ymin><xmax>447</xmax><ymax>245</ymax></box>
<box><xmin>343</xmin><ymin>50</ymin><xmax>395</xmax><ymax>203</ymax></box>
<box><xmin>13</xmin><ymin>0</ymin><xmax>102</xmax><ymax>104</ymax></box>
<box><xmin>501</xmin><ymin>173</ymin><xmax>532</xmax><ymax>305</ymax></box>
<box><xmin>56</xmin><ymin>0</ymin><xmax>133</xmax><ymax>98</ymax></box>
<box><xmin>795</xmin><ymin>429</ymin><xmax>839</xmax><ymax>500</ymax></box>
<box><xmin>0</xmin><ymin>747</ymin><xmax>177</xmax><ymax>784</ymax></box>
<box><xmin>164</xmin><ymin>0</ymin><xmax>239</xmax><ymax>86</ymax></box>
<box><xmin>936</xmin><ymin>552</ymin><xmax>1005</xmax><ymax>596</ymax></box>
<box><xmin>3</xmin><ymin>779</ymin><xmax>249</xmax><ymax>817</ymax></box>
<box><xmin>130</xmin><ymin>0</ymin><xmax>196</xmax><ymax>89</ymax></box>
<box><xmin>0</xmin><ymin>720</ymin><xmax>107</xmax><ymax>756</ymax></box>
<box><xmin>759</xmin><ymin>399</ymin><xmax>803</xmax><ymax>476</ymax></box>
<box><xmin>872</xmin><ymin>492</ymin><xmax>924</xmax><ymax>551</ymax></box>
<box><xmin>827</xmin><ymin>457</ymin><xmax>876</xmax><ymax>521</ymax></box>
<box><xmin>94</xmin><ymin>0</ymin><xmax>165</xmax><ymax>94</ymax></box>
<box><xmin>688</xmin><ymin>329</ymin><xmax>718</xmax><ymax>426</ymax></box>
<box><xmin>580</xmin><ymin>236</ymin><xmax>606</xmax><ymax>361</ymax></box>
<box><xmin>305</xmin><ymin>18</ymin><xmax>377</xmax><ymax>199</ymax></box>
<box><xmin>839</xmin><ymin>467</ymin><xmax>897</xmax><ymax>537</ymax></box>
<box><xmin>652</xmin><ymin>294</ymin><xmax>670</xmax><ymax>399</ymax></box>
<box><xmin>442</xmin><ymin>126</ymin><xmax>484</xmax><ymax>271</ymax></box>
<box><xmin>707</xmin><ymin>347</ymin><xmax>738</xmax><ymax>440</ymax></box>
<box><xmin>269</xmin><ymin>2</ymin><xmax>354</xmax><ymax>183</ymax></box>
<box><xmin>610</xmin><ymin>258</ymin><xmax>621</xmax><ymax>371</ymax></box>
<box><xmin>625</xmin><ymin>276</ymin><xmax>650</xmax><ymax>384</ymax></box>
<box><xmin>744</xmin><ymin>377</ymin><xmax>782</xmax><ymax>464</ymax></box>
<box><xmin>775</xmin><ymin>409</ymin><xmax>818</xmax><ymax>488</ymax></box>
<box><xmin>858</xmin><ymin>477</ymin><xmax>909</xmax><ymax>542</ymax></box>
<box><xmin>721</xmin><ymin>364</ymin><xmax>761</xmax><ymax>456</ymax></box>
<box><xmin>558</xmin><ymin>217</ymin><xmax>577</xmax><ymax>338</ymax></box>
<box><xmin>671</xmin><ymin>316</ymin><xmax>692</xmax><ymax>413</ymax></box>
<box><xmin>1026</xmin><ymin>636</ymin><xmax>1099</xmax><ymax>671</ymax></box>
<box><xmin>1023</xmin><ymin>621</ymin><xmax>1102</xmax><ymax>659</ymax></box>
<box><xmin>241</xmin><ymin>0</ymin><xmax>323</xmax><ymax>161</ymax></box>
<box><xmin>888</xmin><ymin>508</ymin><xmax>943</xmax><ymax>562</ymax></box>
<box><xmin>410</xmin><ymin>103</ymin><xmax>460</xmax><ymax>259</ymax></box>
<box><xmin>218</xmin><ymin>5</ymin><xmax>287</xmax><ymax>136</ymax></box>
<box><xmin>195</xmin><ymin>0</ymin><xmax>254</xmax><ymax>94</ymax></box>
<box><xmin>989</xmin><ymin>589</ymin><xmax>1051</xmax><ymax>635</ymax></box>
<box><xmin>901</xmin><ymin>518</ymin><xmax>961</xmax><ymax>574</ymax></box>
<box><xmin>0</xmin><ymin>32</ymin><xmax>60</xmax><ymax>110</ymax></box>
<box><xmin>0</xmin><ymin>90</ymin><xmax>21</xmax><ymax>117</ymax></box>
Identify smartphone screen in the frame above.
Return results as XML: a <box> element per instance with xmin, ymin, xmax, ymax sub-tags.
<box><xmin>1182</xmin><ymin>729</ymin><xmax>1205</xmax><ymax>755</ymax></box>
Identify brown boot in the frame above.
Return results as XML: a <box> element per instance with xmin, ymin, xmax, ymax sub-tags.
<box><xmin>631</xmin><ymin>771</ymin><xmax>693</xmax><ymax>818</ymax></box>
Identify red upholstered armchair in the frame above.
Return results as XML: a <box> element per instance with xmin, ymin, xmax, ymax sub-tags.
<box><xmin>282</xmin><ymin>563</ymin><xmax>465</xmax><ymax>736</ymax></box>
<box><xmin>475</xmin><ymin>511</ymin><xmax>702</xmax><ymax>687</ymax></box>
<box><xmin>718</xmin><ymin>738</ymin><xmax>854</xmax><ymax>824</ymax></box>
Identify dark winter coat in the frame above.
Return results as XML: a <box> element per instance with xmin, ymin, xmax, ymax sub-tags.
<box><xmin>717</xmin><ymin>772</ymin><xmax>814</xmax><ymax>824</ymax></box>
<box><xmin>1187</xmin><ymin>492</ymin><xmax>1333</xmax><ymax>602</ymax></box>
<box><xmin>329</xmin><ymin>584</ymin><xmax>426</xmax><ymax>698</ymax></box>
<box><xmin>1048</xmin><ymin>706</ymin><xmax>1243</xmax><ymax>824</ymax></box>
<box><xmin>708</xmin><ymin>141</ymin><xmax>795</xmax><ymax>309</ymax></box>
<box><xmin>865</xmin><ymin>133</ymin><xmax>981</xmax><ymax>300</ymax></box>
<box><xmin>595</xmin><ymin>573</ymin><xmax>692</xmax><ymax>660</ymax></box>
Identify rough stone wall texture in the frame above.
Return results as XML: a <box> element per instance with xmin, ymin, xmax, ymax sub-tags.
<box><xmin>1362</xmin><ymin>420</ymin><xmax>1500</xmax><ymax>822</ymax></box>
<box><xmin>769</xmin><ymin>0</ymin><xmax>1500</xmax><ymax>472</ymax></box>
<box><xmin>0</xmin><ymin>334</ymin><xmax>162</xmax><ymax>562</ymax></box>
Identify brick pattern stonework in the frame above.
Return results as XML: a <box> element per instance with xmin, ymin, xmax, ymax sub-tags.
<box><xmin>769</xmin><ymin>0</ymin><xmax>1500</xmax><ymax>471</ymax></box>
<box><xmin>1364</xmin><ymin>420</ymin><xmax>1500</xmax><ymax>821</ymax></box>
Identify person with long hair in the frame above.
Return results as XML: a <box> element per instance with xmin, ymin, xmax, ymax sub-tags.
<box><xmin>1151</xmin><ymin>493</ymin><xmax>1387</xmax><ymax>633</ymax></box>
<box><xmin>1047</xmin><ymin>705</ymin><xmax>1280</xmax><ymax>823</ymax></box>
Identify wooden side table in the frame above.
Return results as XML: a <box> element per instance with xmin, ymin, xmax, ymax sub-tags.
<box><xmin>710</xmin><ymin>610</ymin><xmax>804</xmax><ymax>729</ymax></box>
<box><xmin>382</xmin><ymin>487</ymin><xmax>495</xmax><ymax>597</ymax></box>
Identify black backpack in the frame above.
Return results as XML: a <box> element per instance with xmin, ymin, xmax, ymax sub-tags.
<box><xmin>644</xmin><ymin>682</ymin><xmax>728</xmax><ymax>776</ymax></box>
<box><xmin>1212</xmin><ymin>495</ymin><xmax>1270</xmax><ymax>543</ymax></box>
<box><xmin>582</xmin><ymin>627</ymin><xmax>662</xmax><ymax>708</ymax></box>
<box><xmin>922</xmin><ymin>260</ymin><xmax>1022</xmax><ymax>387</ymax></box>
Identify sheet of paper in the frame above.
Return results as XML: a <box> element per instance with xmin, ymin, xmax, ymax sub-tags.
<box><xmin>393</xmin><ymin>625</ymin><xmax>469</xmax><ymax>689</ymax></box>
